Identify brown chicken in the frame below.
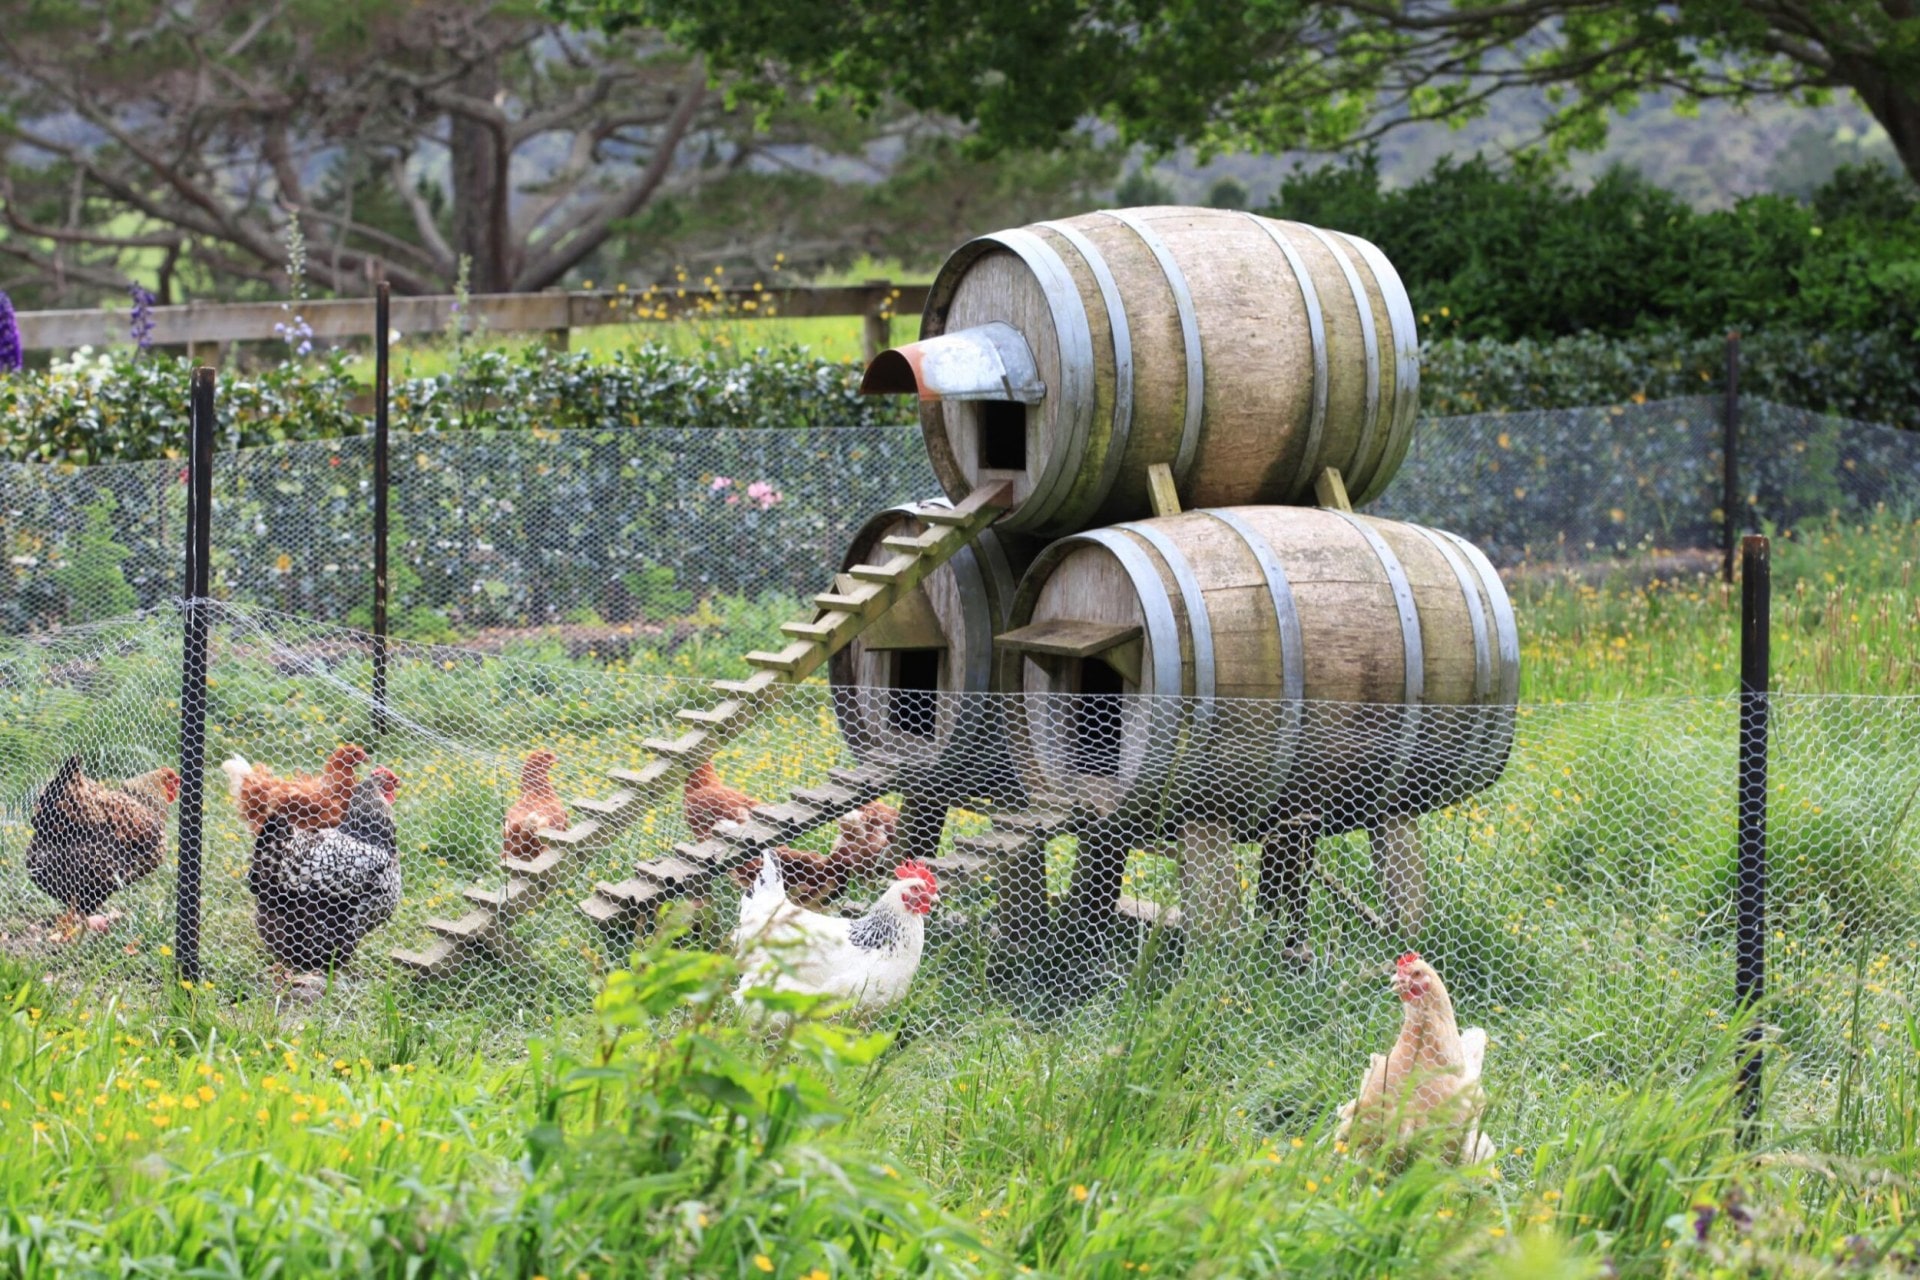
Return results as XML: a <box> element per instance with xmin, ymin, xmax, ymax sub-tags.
<box><xmin>504</xmin><ymin>750</ymin><xmax>569</xmax><ymax>861</ymax></box>
<box><xmin>1334</xmin><ymin>952</ymin><xmax>1495</xmax><ymax>1165</ymax></box>
<box><xmin>221</xmin><ymin>744</ymin><xmax>369</xmax><ymax>835</ymax></box>
<box><xmin>27</xmin><ymin>756</ymin><xmax>180</xmax><ymax>940</ymax></box>
<box><xmin>683</xmin><ymin>761</ymin><xmax>758</xmax><ymax>841</ymax></box>
<box><xmin>727</xmin><ymin>801</ymin><xmax>903</xmax><ymax>909</ymax></box>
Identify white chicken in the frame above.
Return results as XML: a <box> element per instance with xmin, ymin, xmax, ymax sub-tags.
<box><xmin>1334</xmin><ymin>952</ymin><xmax>1496</xmax><ymax>1165</ymax></box>
<box><xmin>732</xmin><ymin>853</ymin><xmax>938</xmax><ymax>1016</ymax></box>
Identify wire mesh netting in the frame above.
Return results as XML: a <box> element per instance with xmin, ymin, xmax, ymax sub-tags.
<box><xmin>4</xmin><ymin>397</ymin><xmax>1918</xmax><ymax>637</ymax></box>
<box><xmin>5</xmin><ymin>603</ymin><xmax>1917</xmax><ymax>1153</ymax></box>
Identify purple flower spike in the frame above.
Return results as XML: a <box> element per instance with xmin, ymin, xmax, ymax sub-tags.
<box><xmin>0</xmin><ymin>291</ymin><xmax>21</xmax><ymax>372</ymax></box>
<box><xmin>128</xmin><ymin>283</ymin><xmax>157</xmax><ymax>353</ymax></box>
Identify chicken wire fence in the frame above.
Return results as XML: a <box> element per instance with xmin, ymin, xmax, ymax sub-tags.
<box><xmin>4</xmin><ymin>396</ymin><xmax>1917</xmax><ymax>637</ymax></box>
<box><xmin>4</xmin><ymin>602</ymin><xmax>1918</xmax><ymax>1144</ymax></box>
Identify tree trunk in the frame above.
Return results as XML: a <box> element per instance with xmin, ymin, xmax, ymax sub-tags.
<box><xmin>448</xmin><ymin>58</ymin><xmax>510</xmax><ymax>293</ymax></box>
<box><xmin>1834</xmin><ymin>53</ymin><xmax>1920</xmax><ymax>187</ymax></box>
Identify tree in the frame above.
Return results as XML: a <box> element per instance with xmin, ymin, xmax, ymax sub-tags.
<box><xmin>559</xmin><ymin>0</ymin><xmax>1920</xmax><ymax>187</ymax></box>
<box><xmin>0</xmin><ymin>1</ymin><xmax>1105</xmax><ymax>305</ymax></box>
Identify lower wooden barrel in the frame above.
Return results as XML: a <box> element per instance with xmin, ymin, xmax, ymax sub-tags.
<box><xmin>830</xmin><ymin>501</ymin><xmax>1042</xmax><ymax>802</ymax></box>
<box><xmin>1000</xmin><ymin>506</ymin><xmax>1517</xmax><ymax>835</ymax></box>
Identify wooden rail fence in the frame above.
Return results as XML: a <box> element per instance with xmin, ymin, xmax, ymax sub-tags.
<box><xmin>15</xmin><ymin>282</ymin><xmax>931</xmax><ymax>362</ymax></box>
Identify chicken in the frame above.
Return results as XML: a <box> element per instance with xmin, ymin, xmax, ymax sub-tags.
<box><xmin>833</xmin><ymin>800</ymin><xmax>899</xmax><ymax>876</ymax></box>
<box><xmin>247</xmin><ymin>767</ymin><xmax>401</xmax><ymax>973</ymax></box>
<box><xmin>222</xmin><ymin>744</ymin><xmax>370</xmax><ymax>835</ymax></box>
<box><xmin>733</xmin><ymin>856</ymin><xmax>938</xmax><ymax>1016</ymax></box>
<box><xmin>504</xmin><ymin>749</ymin><xmax>569</xmax><ymax>860</ymax></box>
<box><xmin>683</xmin><ymin>761</ymin><xmax>758</xmax><ymax>840</ymax></box>
<box><xmin>1334</xmin><ymin>952</ymin><xmax>1495</xmax><ymax>1165</ymax></box>
<box><xmin>26</xmin><ymin>756</ymin><xmax>179</xmax><ymax>939</ymax></box>
<box><xmin>726</xmin><ymin>800</ymin><xmax>903</xmax><ymax>909</ymax></box>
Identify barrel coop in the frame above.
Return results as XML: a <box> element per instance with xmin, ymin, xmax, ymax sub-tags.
<box><xmin>829</xmin><ymin>501</ymin><xmax>1041</xmax><ymax>803</ymax></box>
<box><xmin>997</xmin><ymin>506</ymin><xmax>1518</xmax><ymax>930</ymax></box>
<box><xmin>860</xmin><ymin>206</ymin><xmax>1420</xmax><ymax>537</ymax></box>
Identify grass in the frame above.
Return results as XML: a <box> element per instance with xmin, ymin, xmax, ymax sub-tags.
<box><xmin>1</xmin><ymin>516</ymin><xmax>1918</xmax><ymax>1275</ymax></box>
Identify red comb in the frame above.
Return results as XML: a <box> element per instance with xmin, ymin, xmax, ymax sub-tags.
<box><xmin>895</xmin><ymin>860</ymin><xmax>939</xmax><ymax>892</ymax></box>
<box><xmin>1397</xmin><ymin>952</ymin><xmax>1421</xmax><ymax>968</ymax></box>
<box><xmin>371</xmin><ymin>766</ymin><xmax>401</xmax><ymax>790</ymax></box>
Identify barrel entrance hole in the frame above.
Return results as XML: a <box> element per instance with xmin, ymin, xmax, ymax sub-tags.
<box><xmin>1067</xmin><ymin>657</ymin><xmax>1125</xmax><ymax>776</ymax></box>
<box><xmin>976</xmin><ymin>401</ymin><xmax>1028</xmax><ymax>472</ymax></box>
<box><xmin>888</xmin><ymin>649</ymin><xmax>943</xmax><ymax>737</ymax></box>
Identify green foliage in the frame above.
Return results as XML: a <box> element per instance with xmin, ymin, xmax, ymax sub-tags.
<box><xmin>50</xmin><ymin>489</ymin><xmax>137</xmax><ymax>623</ymax></box>
<box><xmin>1114</xmin><ymin>167</ymin><xmax>1176</xmax><ymax>206</ymax></box>
<box><xmin>1268</xmin><ymin>154</ymin><xmax>1920</xmax><ymax>344</ymax></box>
<box><xmin>1419</xmin><ymin>327</ymin><xmax>1918</xmax><ymax>429</ymax></box>
<box><xmin>556</xmin><ymin>0</ymin><xmax>1920</xmax><ymax>184</ymax></box>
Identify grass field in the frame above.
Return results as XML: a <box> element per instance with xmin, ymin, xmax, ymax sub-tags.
<box><xmin>1</xmin><ymin>515</ymin><xmax>1918</xmax><ymax>1276</ymax></box>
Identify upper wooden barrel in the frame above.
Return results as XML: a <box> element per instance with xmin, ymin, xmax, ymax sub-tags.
<box><xmin>861</xmin><ymin>206</ymin><xmax>1419</xmax><ymax>537</ymax></box>
<box><xmin>829</xmin><ymin>500</ymin><xmax>1041</xmax><ymax>802</ymax></box>
<box><xmin>999</xmin><ymin>506</ymin><xmax>1516</xmax><ymax>832</ymax></box>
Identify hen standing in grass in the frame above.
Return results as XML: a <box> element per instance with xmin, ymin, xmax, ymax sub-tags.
<box><xmin>26</xmin><ymin>756</ymin><xmax>179</xmax><ymax>940</ymax></box>
<box><xmin>222</xmin><ymin>743</ymin><xmax>369</xmax><ymax>835</ymax></box>
<box><xmin>683</xmin><ymin>761</ymin><xmax>758</xmax><ymax>840</ymax></box>
<box><xmin>503</xmin><ymin>749</ymin><xmax>569</xmax><ymax>861</ymax></box>
<box><xmin>733</xmin><ymin>855</ymin><xmax>938</xmax><ymax>1015</ymax></box>
<box><xmin>248</xmin><ymin>767</ymin><xmax>402</xmax><ymax>973</ymax></box>
<box><xmin>1334</xmin><ymin>952</ymin><xmax>1495</xmax><ymax>1165</ymax></box>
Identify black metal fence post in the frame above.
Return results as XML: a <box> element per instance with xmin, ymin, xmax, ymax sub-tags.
<box><xmin>1722</xmin><ymin>332</ymin><xmax>1741</xmax><ymax>584</ymax></box>
<box><xmin>1736</xmin><ymin>533</ymin><xmax>1770</xmax><ymax>1124</ymax></box>
<box><xmin>373</xmin><ymin>280</ymin><xmax>391</xmax><ymax>739</ymax></box>
<box><xmin>174</xmin><ymin>366</ymin><xmax>216</xmax><ymax>984</ymax></box>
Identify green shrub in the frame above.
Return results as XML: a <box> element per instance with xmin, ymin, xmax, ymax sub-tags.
<box><xmin>50</xmin><ymin>489</ymin><xmax>138</xmax><ymax>622</ymax></box>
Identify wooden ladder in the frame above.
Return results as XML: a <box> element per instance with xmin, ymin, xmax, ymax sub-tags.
<box><xmin>390</xmin><ymin>481</ymin><xmax>1012</xmax><ymax>976</ymax></box>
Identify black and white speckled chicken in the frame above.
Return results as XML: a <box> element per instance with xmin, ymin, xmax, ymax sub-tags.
<box><xmin>248</xmin><ymin>767</ymin><xmax>401</xmax><ymax>972</ymax></box>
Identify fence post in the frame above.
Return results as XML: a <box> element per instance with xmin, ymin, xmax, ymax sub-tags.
<box><xmin>862</xmin><ymin>279</ymin><xmax>892</xmax><ymax>363</ymax></box>
<box><xmin>1722</xmin><ymin>331</ymin><xmax>1741</xmax><ymax>584</ymax></box>
<box><xmin>373</xmin><ymin>281</ymin><xmax>391</xmax><ymax>739</ymax></box>
<box><xmin>1736</xmin><ymin>533</ymin><xmax>1770</xmax><ymax>1125</ymax></box>
<box><xmin>174</xmin><ymin>366</ymin><xmax>216</xmax><ymax>984</ymax></box>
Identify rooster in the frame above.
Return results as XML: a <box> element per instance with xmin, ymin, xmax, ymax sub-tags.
<box><xmin>247</xmin><ymin>766</ymin><xmax>401</xmax><ymax>973</ymax></box>
<box><xmin>503</xmin><ymin>749</ymin><xmax>569</xmax><ymax>861</ymax></box>
<box><xmin>1334</xmin><ymin>952</ymin><xmax>1495</xmax><ymax>1165</ymax></box>
<box><xmin>683</xmin><ymin>761</ymin><xmax>758</xmax><ymax>840</ymax></box>
<box><xmin>727</xmin><ymin>800</ymin><xmax>902</xmax><ymax>909</ymax></box>
<box><xmin>222</xmin><ymin>744</ymin><xmax>369</xmax><ymax>835</ymax></box>
<box><xmin>733</xmin><ymin>855</ymin><xmax>937</xmax><ymax>1016</ymax></box>
<box><xmin>26</xmin><ymin>756</ymin><xmax>179</xmax><ymax>940</ymax></box>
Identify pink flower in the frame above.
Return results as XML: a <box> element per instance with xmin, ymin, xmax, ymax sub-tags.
<box><xmin>709</xmin><ymin>476</ymin><xmax>733</xmax><ymax>493</ymax></box>
<box><xmin>746</xmin><ymin>481</ymin><xmax>781</xmax><ymax>509</ymax></box>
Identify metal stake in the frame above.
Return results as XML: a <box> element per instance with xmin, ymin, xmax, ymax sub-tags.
<box><xmin>1736</xmin><ymin>533</ymin><xmax>1769</xmax><ymax>1123</ymax></box>
<box><xmin>174</xmin><ymin>366</ymin><xmax>216</xmax><ymax>984</ymax></box>
<box><xmin>373</xmin><ymin>280</ymin><xmax>391</xmax><ymax>739</ymax></box>
<box><xmin>1722</xmin><ymin>332</ymin><xmax>1741</xmax><ymax>584</ymax></box>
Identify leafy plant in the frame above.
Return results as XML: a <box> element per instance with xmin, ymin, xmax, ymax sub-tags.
<box><xmin>50</xmin><ymin>489</ymin><xmax>138</xmax><ymax>623</ymax></box>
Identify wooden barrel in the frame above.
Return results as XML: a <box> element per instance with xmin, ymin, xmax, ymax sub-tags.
<box><xmin>861</xmin><ymin>206</ymin><xmax>1419</xmax><ymax>537</ymax></box>
<box><xmin>999</xmin><ymin>507</ymin><xmax>1516</xmax><ymax>835</ymax></box>
<box><xmin>830</xmin><ymin>501</ymin><xmax>1041</xmax><ymax>802</ymax></box>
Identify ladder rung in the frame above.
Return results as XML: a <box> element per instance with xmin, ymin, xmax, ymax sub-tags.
<box><xmin>675</xmin><ymin>839</ymin><xmax>737</xmax><ymax>867</ymax></box>
<box><xmin>426</xmin><ymin>910</ymin><xmax>494</xmax><ymax>941</ymax></box>
<box><xmin>881</xmin><ymin>531</ymin><xmax>945</xmax><ymax>554</ymax></box>
<box><xmin>507</xmin><ymin>846</ymin><xmax>568</xmax><ymax>879</ymax></box>
<box><xmin>677</xmin><ymin>700</ymin><xmax>744</xmax><ymax>726</ymax></box>
<box><xmin>849</xmin><ymin>556</ymin><xmax>915</xmax><ymax>584</ymax></box>
<box><xmin>636</xmin><ymin>856</ymin><xmax>709</xmax><ymax>888</ymax></box>
<box><xmin>609</xmin><ymin>760</ymin><xmax>674</xmax><ymax>789</ymax></box>
<box><xmin>956</xmin><ymin>830</ymin><xmax>1037</xmax><ymax>858</ymax></box>
<box><xmin>780</xmin><ymin>616</ymin><xmax>845</xmax><ymax>642</ymax></box>
<box><xmin>463</xmin><ymin>880</ymin><xmax>532</xmax><ymax>910</ymax></box>
<box><xmin>642</xmin><ymin>731</ymin><xmax>708</xmax><ymax>758</ymax></box>
<box><xmin>390</xmin><ymin>938</ymin><xmax>461</xmax><ymax>976</ymax></box>
<box><xmin>572</xmin><ymin>793</ymin><xmax>633</xmax><ymax>815</ymax></box>
<box><xmin>751</xmin><ymin>799</ymin><xmax>825</xmax><ymax>830</ymax></box>
<box><xmin>578</xmin><ymin>894</ymin><xmax>630</xmax><ymax>926</ymax></box>
<box><xmin>594</xmin><ymin>878</ymin><xmax>666</xmax><ymax>908</ymax></box>
<box><xmin>711</xmin><ymin>671</ymin><xmax>780</xmax><ymax>696</ymax></box>
<box><xmin>746</xmin><ymin>642</ymin><xmax>815</xmax><ymax>673</ymax></box>
<box><xmin>542</xmin><ymin>821</ymin><xmax>602</xmax><ymax>847</ymax></box>
<box><xmin>793</xmin><ymin>783</ymin><xmax>862</xmax><ymax>811</ymax></box>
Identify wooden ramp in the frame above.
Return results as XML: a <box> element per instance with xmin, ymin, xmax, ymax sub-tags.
<box><xmin>391</xmin><ymin>482</ymin><xmax>1012</xmax><ymax>977</ymax></box>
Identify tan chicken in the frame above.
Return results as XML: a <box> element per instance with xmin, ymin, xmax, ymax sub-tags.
<box><xmin>727</xmin><ymin>801</ymin><xmax>902</xmax><ymax>909</ymax></box>
<box><xmin>222</xmin><ymin>744</ymin><xmax>369</xmax><ymax>835</ymax></box>
<box><xmin>1334</xmin><ymin>952</ymin><xmax>1495</xmax><ymax>1165</ymax></box>
<box><xmin>503</xmin><ymin>749</ymin><xmax>569</xmax><ymax>861</ymax></box>
<box><xmin>683</xmin><ymin>761</ymin><xmax>758</xmax><ymax>841</ymax></box>
<box><xmin>27</xmin><ymin>756</ymin><xmax>180</xmax><ymax>940</ymax></box>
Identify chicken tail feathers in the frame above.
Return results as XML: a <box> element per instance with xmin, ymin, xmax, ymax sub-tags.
<box><xmin>39</xmin><ymin>756</ymin><xmax>84</xmax><ymax>810</ymax></box>
<box><xmin>747</xmin><ymin>847</ymin><xmax>784</xmax><ymax>902</ymax></box>
<box><xmin>220</xmin><ymin>756</ymin><xmax>252</xmax><ymax>800</ymax></box>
